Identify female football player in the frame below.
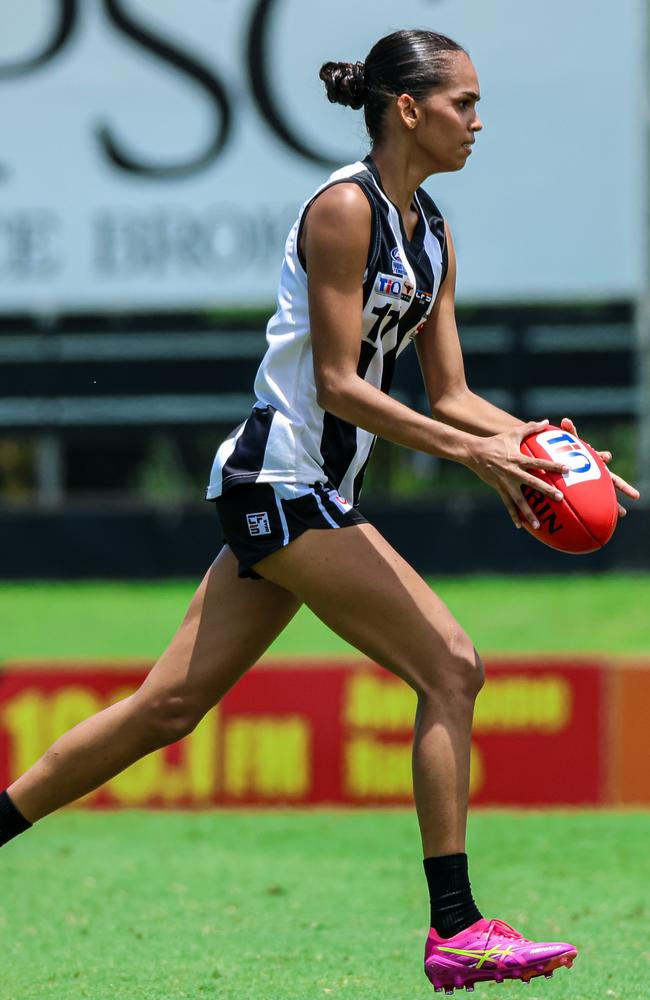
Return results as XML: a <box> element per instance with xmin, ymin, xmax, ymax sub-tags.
<box><xmin>0</xmin><ymin>29</ymin><xmax>638</xmax><ymax>994</ymax></box>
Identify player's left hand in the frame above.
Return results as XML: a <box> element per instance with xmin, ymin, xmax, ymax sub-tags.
<box><xmin>560</xmin><ymin>417</ymin><xmax>640</xmax><ymax>517</ymax></box>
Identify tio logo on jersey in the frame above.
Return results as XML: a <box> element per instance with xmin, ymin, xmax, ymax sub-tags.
<box><xmin>376</xmin><ymin>273</ymin><xmax>402</xmax><ymax>298</ymax></box>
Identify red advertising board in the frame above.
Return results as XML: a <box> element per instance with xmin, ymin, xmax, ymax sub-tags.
<box><xmin>0</xmin><ymin>657</ymin><xmax>612</xmax><ymax>808</ymax></box>
<box><xmin>472</xmin><ymin>660</ymin><xmax>606</xmax><ymax>805</ymax></box>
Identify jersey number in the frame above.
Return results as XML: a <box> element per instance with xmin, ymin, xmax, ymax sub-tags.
<box><xmin>366</xmin><ymin>304</ymin><xmax>400</xmax><ymax>344</ymax></box>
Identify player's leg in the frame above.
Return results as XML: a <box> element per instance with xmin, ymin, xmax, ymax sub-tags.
<box><xmin>5</xmin><ymin>546</ymin><xmax>300</xmax><ymax>824</ymax></box>
<box><xmin>255</xmin><ymin>521</ymin><xmax>481</xmax><ymax>858</ymax></box>
<box><xmin>254</xmin><ymin>522</ymin><xmax>578</xmax><ymax>991</ymax></box>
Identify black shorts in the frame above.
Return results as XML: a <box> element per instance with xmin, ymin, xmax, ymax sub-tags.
<box><xmin>213</xmin><ymin>481</ymin><xmax>368</xmax><ymax>579</ymax></box>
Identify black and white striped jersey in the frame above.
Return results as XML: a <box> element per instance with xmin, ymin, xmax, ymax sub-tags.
<box><xmin>206</xmin><ymin>156</ymin><xmax>448</xmax><ymax>506</ymax></box>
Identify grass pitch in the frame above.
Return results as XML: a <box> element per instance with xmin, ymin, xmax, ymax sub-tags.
<box><xmin>3</xmin><ymin>809</ymin><xmax>649</xmax><ymax>1000</ymax></box>
<box><xmin>1</xmin><ymin>574</ymin><xmax>649</xmax><ymax>660</ymax></box>
<box><xmin>1</xmin><ymin>577</ymin><xmax>647</xmax><ymax>998</ymax></box>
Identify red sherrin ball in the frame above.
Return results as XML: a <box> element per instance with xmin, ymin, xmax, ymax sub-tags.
<box><xmin>519</xmin><ymin>425</ymin><xmax>618</xmax><ymax>553</ymax></box>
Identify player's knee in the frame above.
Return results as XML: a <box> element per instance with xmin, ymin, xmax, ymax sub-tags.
<box><xmin>461</xmin><ymin>645</ymin><xmax>485</xmax><ymax>700</ymax></box>
<box><xmin>421</xmin><ymin>628</ymin><xmax>484</xmax><ymax>703</ymax></box>
<box><xmin>448</xmin><ymin>628</ymin><xmax>484</xmax><ymax>701</ymax></box>
<box><xmin>142</xmin><ymin>692</ymin><xmax>206</xmax><ymax>746</ymax></box>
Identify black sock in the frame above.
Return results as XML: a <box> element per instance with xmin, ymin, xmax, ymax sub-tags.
<box><xmin>0</xmin><ymin>790</ymin><xmax>32</xmax><ymax>846</ymax></box>
<box><xmin>423</xmin><ymin>852</ymin><xmax>483</xmax><ymax>938</ymax></box>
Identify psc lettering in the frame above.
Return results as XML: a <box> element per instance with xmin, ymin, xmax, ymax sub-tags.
<box><xmin>0</xmin><ymin>0</ymin><xmax>338</xmax><ymax>180</ymax></box>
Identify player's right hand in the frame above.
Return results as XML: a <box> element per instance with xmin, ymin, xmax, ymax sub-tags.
<box><xmin>465</xmin><ymin>420</ymin><xmax>571</xmax><ymax>530</ymax></box>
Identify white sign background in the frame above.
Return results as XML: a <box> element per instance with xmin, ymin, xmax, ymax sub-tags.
<box><xmin>0</xmin><ymin>0</ymin><xmax>644</xmax><ymax>312</ymax></box>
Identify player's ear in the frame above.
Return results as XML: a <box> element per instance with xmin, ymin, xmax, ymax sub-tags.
<box><xmin>396</xmin><ymin>93</ymin><xmax>419</xmax><ymax>130</ymax></box>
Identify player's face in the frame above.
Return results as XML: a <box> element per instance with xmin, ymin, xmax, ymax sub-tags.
<box><xmin>414</xmin><ymin>52</ymin><xmax>483</xmax><ymax>172</ymax></box>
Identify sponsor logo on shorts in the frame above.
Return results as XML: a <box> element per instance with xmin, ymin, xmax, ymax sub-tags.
<box><xmin>400</xmin><ymin>281</ymin><xmax>414</xmax><ymax>302</ymax></box>
<box><xmin>328</xmin><ymin>490</ymin><xmax>352</xmax><ymax>514</ymax></box>
<box><xmin>246</xmin><ymin>511</ymin><xmax>271</xmax><ymax>536</ymax></box>
<box><xmin>535</xmin><ymin>430</ymin><xmax>601</xmax><ymax>488</ymax></box>
<box><xmin>376</xmin><ymin>273</ymin><xmax>402</xmax><ymax>298</ymax></box>
<box><xmin>391</xmin><ymin>247</ymin><xmax>407</xmax><ymax>276</ymax></box>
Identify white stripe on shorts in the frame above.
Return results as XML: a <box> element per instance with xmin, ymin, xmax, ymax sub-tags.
<box><xmin>273</xmin><ymin>492</ymin><xmax>290</xmax><ymax>546</ymax></box>
<box><xmin>310</xmin><ymin>488</ymin><xmax>340</xmax><ymax>529</ymax></box>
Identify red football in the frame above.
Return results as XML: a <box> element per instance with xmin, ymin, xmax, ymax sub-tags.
<box><xmin>519</xmin><ymin>425</ymin><xmax>618</xmax><ymax>553</ymax></box>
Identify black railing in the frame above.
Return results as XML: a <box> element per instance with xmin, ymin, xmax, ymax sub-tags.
<box><xmin>0</xmin><ymin>302</ymin><xmax>639</xmax><ymax>512</ymax></box>
<box><xmin>0</xmin><ymin>303</ymin><xmax>637</xmax><ymax>433</ymax></box>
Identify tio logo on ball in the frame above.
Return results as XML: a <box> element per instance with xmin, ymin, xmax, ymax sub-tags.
<box><xmin>535</xmin><ymin>431</ymin><xmax>602</xmax><ymax>488</ymax></box>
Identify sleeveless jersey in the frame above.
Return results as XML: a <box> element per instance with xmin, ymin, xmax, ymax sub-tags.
<box><xmin>206</xmin><ymin>156</ymin><xmax>448</xmax><ymax>506</ymax></box>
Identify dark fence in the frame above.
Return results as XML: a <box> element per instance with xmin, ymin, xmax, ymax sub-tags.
<box><xmin>0</xmin><ymin>302</ymin><xmax>645</xmax><ymax>576</ymax></box>
<box><xmin>0</xmin><ymin>302</ymin><xmax>637</xmax><ymax>435</ymax></box>
<box><xmin>1</xmin><ymin>500</ymin><xmax>647</xmax><ymax>579</ymax></box>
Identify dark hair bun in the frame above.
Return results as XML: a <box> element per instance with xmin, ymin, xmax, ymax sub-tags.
<box><xmin>319</xmin><ymin>61</ymin><xmax>365</xmax><ymax>110</ymax></box>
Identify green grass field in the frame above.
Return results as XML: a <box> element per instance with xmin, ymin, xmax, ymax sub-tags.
<box><xmin>0</xmin><ymin>576</ymin><xmax>647</xmax><ymax>999</ymax></box>
<box><xmin>1</xmin><ymin>574</ymin><xmax>649</xmax><ymax>660</ymax></box>
<box><xmin>3</xmin><ymin>810</ymin><xmax>649</xmax><ymax>1000</ymax></box>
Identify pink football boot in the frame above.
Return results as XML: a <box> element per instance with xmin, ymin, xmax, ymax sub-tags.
<box><xmin>425</xmin><ymin>917</ymin><xmax>577</xmax><ymax>993</ymax></box>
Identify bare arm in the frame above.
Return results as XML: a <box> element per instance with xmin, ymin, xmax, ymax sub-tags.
<box><xmin>303</xmin><ymin>186</ymin><xmax>568</xmax><ymax>528</ymax></box>
<box><xmin>416</xmin><ymin>223</ymin><xmax>641</xmax><ymax>517</ymax></box>
<box><xmin>305</xmin><ymin>185</ymin><xmax>480</xmax><ymax>464</ymax></box>
<box><xmin>416</xmin><ymin>224</ymin><xmax>522</xmax><ymax>436</ymax></box>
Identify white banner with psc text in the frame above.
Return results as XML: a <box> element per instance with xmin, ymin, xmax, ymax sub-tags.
<box><xmin>0</xmin><ymin>0</ymin><xmax>644</xmax><ymax>313</ymax></box>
